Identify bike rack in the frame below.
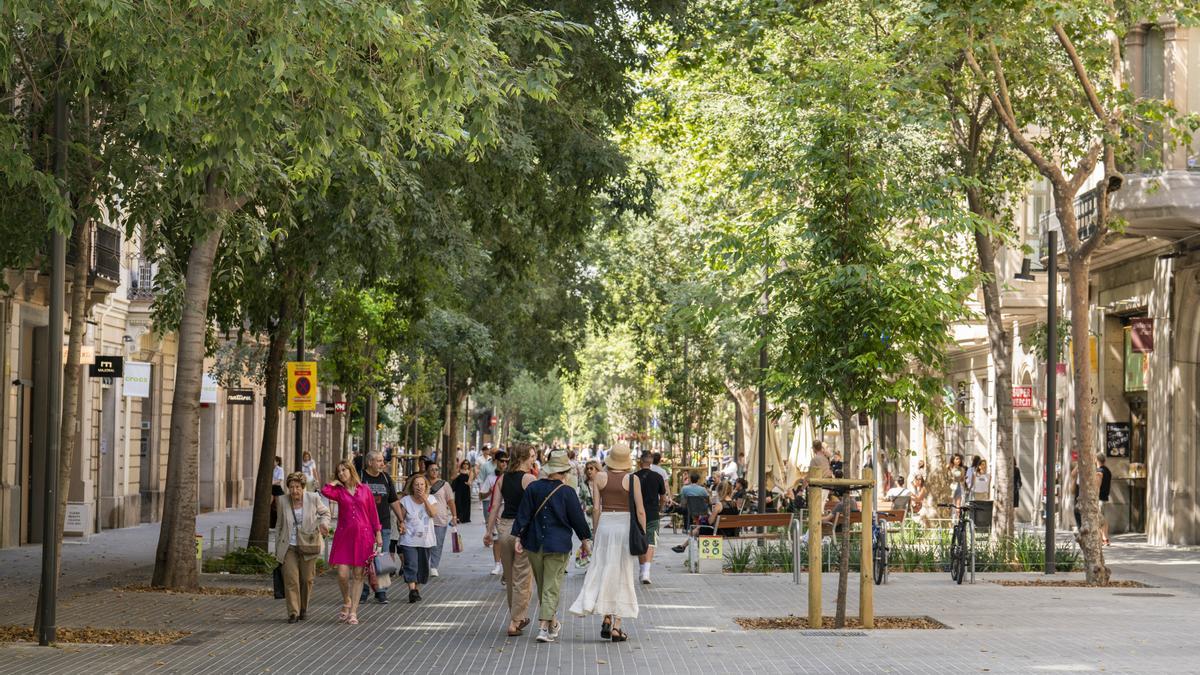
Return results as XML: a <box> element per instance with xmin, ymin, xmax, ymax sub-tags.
<box><xmin>968</xmin><ymin>517</ymin><xmax>976</xmax><ymax>584</ymax></box>
<box><xmin>791</xmin><ymin>518</ymin><xmax>804</xmax><ymax>585</ymax></box>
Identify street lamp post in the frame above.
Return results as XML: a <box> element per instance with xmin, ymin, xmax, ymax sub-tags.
<box><xmin>1017</xmin><ymin>226</ymin><xmax>1058</xmax><ymax>575</ymax></box>
<box><xmin>1043</xmin><ymin>230</ymin><xmax>1058</xmax><ymax>575</ymax></box>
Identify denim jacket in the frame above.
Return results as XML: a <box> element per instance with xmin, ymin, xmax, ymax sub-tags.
<box><xmin>511</xmin><ymin>478</ymin><xmax>592</xmax><ymax>554</ymax></box>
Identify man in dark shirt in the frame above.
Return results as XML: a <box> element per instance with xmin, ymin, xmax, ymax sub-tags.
<box><xmin>1097</xmin><ymin>454</ymin><xmax>1112</xmax><ymax>545</ymax></box>
<box><xmin>361</xmin><ymin>449</ymin><xmax>403</xmax><ymax>603</ymax></box>
<box><xmin>635</xmin><ymin>452</ymin><xmax>668</xmax><ymax>585</ymax></box>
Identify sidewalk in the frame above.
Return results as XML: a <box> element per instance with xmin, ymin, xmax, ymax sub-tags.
<box><xmin>1</xmin><ymin>505</ymin><xmax>1199</xmax><ymax>674</ymax></box>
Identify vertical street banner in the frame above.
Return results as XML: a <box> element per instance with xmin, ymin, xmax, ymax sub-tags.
<box><xmin>287</xmin><ymin>361</ymin><xmax>318</xmax><ymax>411</ymax></box>
<box><xmin>1130</xmin><ymin>317</ymin><xmax>1154</xmax><ymax>353</ymax></box>
<box><xmin>124</xmin><ymin>361</ymin><xmax>152</xmax><ymax>398</ymax></box>
<box><xmin>200</xmin><ymin>374</ymin><xmax>219</xmax><ymax>404</ymax></box>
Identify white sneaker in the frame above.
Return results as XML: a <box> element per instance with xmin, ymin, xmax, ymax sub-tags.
<box><xmin>640</xmin><ymin>571</ymin><xmax>651</xmax><ymax>585</ymax></box>
<box><xmin>429</xmin><ymin>568</ymin><xmax>439</xmax><ymax>577</ymax></box>
<box><xmin>491</xmin><ymin>562</ymin><xmax>503</xmax><ymax>576</ymax></box>
<box><xmin>548</xmin><ymin>621</ymin><xmax>561</xmax><ymax>639</ymax></box>
<box><xmin>536</xmin><ymin>627</ymin><xmax>554</xmax><ymax>643</ymax></box>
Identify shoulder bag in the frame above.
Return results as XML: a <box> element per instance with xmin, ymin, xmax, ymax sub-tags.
<box><xmin>628</xmin><ymin>475</ymin><xmax>649</xmax><ymax>556</ymax></box>
<box><xmin>291</xmin><ymin>495</ymin><xmax>322</xmax><ymax>557</ymax></box>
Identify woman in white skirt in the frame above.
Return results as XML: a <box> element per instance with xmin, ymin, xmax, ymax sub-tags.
<box><xmin>569</xmin><ymin>442</ymin><xmax>646</xmax><ymax>642</ymax></box>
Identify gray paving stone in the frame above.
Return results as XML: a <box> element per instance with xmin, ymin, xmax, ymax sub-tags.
<box><xmin>0</xmin><ymin>505</ymin><xmax>1198</xmax><ymax>674</ymax></box>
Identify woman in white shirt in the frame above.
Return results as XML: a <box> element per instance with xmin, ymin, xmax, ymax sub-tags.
<box><xmin>301</xmin><ymin>451</ymin><xmax>319</xmax><ymax>490</ymax></box>
<box><xmin>396</xmin><ymin>474</ymin><xmax>437</xmax><ymax>603</ymax></box>
<box><xmin>969</xmin><ymin>459</ymin><xmax>991</xmax><ymax>501</ymax></box>
<box><xmin>270</xmin><ymin>455</ymin><xmax>285</xmax><ymax>529</ymax></box>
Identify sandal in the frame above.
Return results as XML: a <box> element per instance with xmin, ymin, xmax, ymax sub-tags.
<box><xmin>610</xmin><ymin>627</ymin><xmax>628</xmax><ymax>642</ymax></box>
<box><xmin>348</xmin><ymin>613</ymin><xmax>359</xmax><ymax>626</ymax></box>
<box><xmin>600</xmin><ymin>618</ymin><xmax>612</xmax><ymax>640</ymax></box>
<box><xmin>337</xmin><ymin>604</ymin><xmax>351</xmax><ymax>622</ymax></box>
<box><xmin>506</xmin><ymin>623</ymin><xmax>524</xmax><ymax>637</ymax></box>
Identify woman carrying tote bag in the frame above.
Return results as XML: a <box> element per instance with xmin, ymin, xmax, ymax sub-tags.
<box><xmin>275</xmin><ymin>472</ymin><xmax>331</xmax><ymax>623</ymax></box>
<box><xmin>569</xmin><ymin>442</ymin><xmax>646</xmax><ymax>642</ymax></box>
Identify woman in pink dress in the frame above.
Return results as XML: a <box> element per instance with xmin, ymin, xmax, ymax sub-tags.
<box><xmin>322</xmin><ymin>460</ymin><xmax>382</xmax><ymax>625</ymax></box>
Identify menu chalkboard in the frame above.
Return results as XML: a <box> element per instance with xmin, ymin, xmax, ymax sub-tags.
<box><xmin>1106</xmin><ymin>422</ymin><xmax>1131</xmax><ymax>458</ymax></box>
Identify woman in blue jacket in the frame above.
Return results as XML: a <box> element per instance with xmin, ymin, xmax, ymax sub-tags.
<box><xmin>512</xmin><ymin>449</ymin><xmax>593</xmax><ymax>643</ymax></box>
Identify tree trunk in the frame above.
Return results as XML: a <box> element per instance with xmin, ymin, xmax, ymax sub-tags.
<box><xmin>151</xmin><ymin>223</ymin><xmax>225</xmax><ymax>590</ymax></box>
<box><xmin>1066</xmin><ymin>255</ymin><xmax>1109</xmax><ymax>583</ymax></box>
<box><xmin>33</xmin><ymin>217</ymin><xmax>89</xmax><ymax>632</ymax></box>
<box><xmin>443</xmin><ymin>384</ymin><xmax>466</xmax><ymax>480</ymax></box>
<box><xmin>362</xmin><ymin>393</ymin><xmax>377</xmax><ymax>457</ymax></box>
<box><xmin>835</xmin><ymin>406</ymin><xmax>852</xmax><ymax>628</ymax></box>
<box><xmin>247</xmin><ymin>303</ymin><xmax>291</xmax><ymax>550</ymax></box>
<box><xmin>726</xmin><ymin>384</ymin><xmax>755</xmax><ymax>470</ymax></box>
<box><xmin>974</xmin><ymin>228</ymin><xmax>1015</xmax><ymax>538</ymax></box>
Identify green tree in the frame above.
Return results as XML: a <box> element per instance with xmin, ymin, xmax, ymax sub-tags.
<box><xmin>947</xmin><ymin>0</ymin><xmax>1198</xmax><ymax>583</ymax></box>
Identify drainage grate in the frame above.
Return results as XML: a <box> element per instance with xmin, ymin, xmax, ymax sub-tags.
<box><xmin>1113</xmin><ymin>592</ymin><xmax>1175</xmax><ymax>598</ymax></box>
<box><xmin>799</xmin><ymin>630</ymin><xmax>867</xmax><ymax>637</ymax></box>
<box><xmin>169</xmin><ymin>630</ymin><xmax>223</xmax><ymax>646</ymax></box>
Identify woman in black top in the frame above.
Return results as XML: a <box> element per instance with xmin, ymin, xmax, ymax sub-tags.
<box><xmin>483</xmin><ymin>444</ymin><xmax>537</xmax><ymax>636</ymax></box>
<box><xmin>452</xmin><ymin>460</ymin><xmax>474</xmax><ymax>524</ymax></box>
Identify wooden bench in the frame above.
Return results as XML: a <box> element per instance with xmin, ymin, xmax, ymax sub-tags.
<box><xmin>710</xmin><ymin>512</ymin><xmax>795</xmax><ymax>540</ymax></box>
<box><xmin>819</xmin><ymin>509</ymin><xmax>906</xmax><ymax>537</ymax></box>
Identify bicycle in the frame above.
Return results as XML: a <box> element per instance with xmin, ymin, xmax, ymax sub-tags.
<box><xmin>871</xmin><ymin>513</ymin><xmax>888</xmax><ymax>585</ymax></box>
<box><xmin>937</xmin><ymin>502</ymin><xmax>975</xmax><ymax>584</ymax></box>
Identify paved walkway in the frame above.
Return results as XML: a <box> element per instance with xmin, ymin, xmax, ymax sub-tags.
<box><xmin>1</xmin><ymin>504</ymin><xmax>1199</xmax><ymax>674</ymax></box>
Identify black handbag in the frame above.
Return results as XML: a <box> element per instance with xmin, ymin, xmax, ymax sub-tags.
<box><xmin>628</xmin><ymin>474</ymin><xmax>648</xmax><ymax>556</ymax></box>
<box><xmin>272</xmin><ymin>564</ymin><xmax>285</xmax><ymax>600</ymax></box>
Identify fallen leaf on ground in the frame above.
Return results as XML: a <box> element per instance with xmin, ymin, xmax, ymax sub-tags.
<box><xmin>734</xmin><ymin>616</ymin><xmax>948</xmax><ymax>630</ymax></box>
<box><xmin>989</xmin><ymin>579</ymin><xmax>1147</xmax><ymax>588</ymax></box>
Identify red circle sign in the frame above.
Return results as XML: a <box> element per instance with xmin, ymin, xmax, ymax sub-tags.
<box><xmin>295</xmin><ymin>377</ymin><xmax>311</xmax><ymax>396</ymax></box>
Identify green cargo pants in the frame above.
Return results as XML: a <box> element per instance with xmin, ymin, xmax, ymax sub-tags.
<box><xmin>526</xmin><ymin>550</ymin><xmax>569</xmax><ymax>622</ymax></box>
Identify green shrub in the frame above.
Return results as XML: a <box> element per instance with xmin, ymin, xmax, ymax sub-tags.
<box><xmin>203</xmin><ymin>547</ymin><xmax>278</xmax><ymax>575</ymax></box>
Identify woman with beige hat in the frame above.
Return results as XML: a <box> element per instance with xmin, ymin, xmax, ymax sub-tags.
<box><xmin>569</xmin><ymin>441</ymin><xmax>646</xmax><ymax>642</ymax></box>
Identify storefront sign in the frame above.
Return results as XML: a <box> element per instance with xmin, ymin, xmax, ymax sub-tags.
<box><xmin>334</xmin><ymin>400</ymin><xmax>347</xmax><ymax>413</ymax></box>
<box><xmin>1130</xmin><ymin>317</ymin><xmax>1154</xmax><ymax>353</ymax></box>
<box><xmin>89</xmin><ymin>355</ymin><xmax>124</xmax><ymax>378</ymax></box>
<box><xmin>1012</xmin><ymin>386</ymin><xmax>1033</xmax><ymax>409</ymax></box>
<box><xmin>64</xmin><ymin>503</ymin><xmax>88</xmax><ymax>535</ymax></box>
<box><xmin>123</xmin><ymin>361</ymin><xmax>151</xmax><ymax>398</ymax></box>
<box><xmin>287</xmin><ymin>361</ymin><xmax>318</xmax><ymax>412</ymax></box>
<box><xmin>1105</xmin><ymin>422</ymin><xmax>1131</xmax><ymax>458</ymax></box>
<box><xmin>227</xmin><ymin>388</ymin><xmax>254</xmax><ymax>405</ymax></box>
<box><xmin>200</xmin><ymin>374</ymin><xmax>218</xmax><ymax>404</ymax></box>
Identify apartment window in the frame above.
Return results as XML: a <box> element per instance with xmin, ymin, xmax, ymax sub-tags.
<box><xmin>1136</xmin><ymin>25</ymin><xmax>1166</xmax><ymax>171</ymax></box>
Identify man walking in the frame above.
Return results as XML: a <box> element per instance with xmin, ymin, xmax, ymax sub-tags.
<box><xmin>650</xmin><ymin>452</ymin><xmax>670</xmax><ymax>483</ymax></box>
<box><xmin>512</xmin><ymin>450</ymin><xmax>592</xmax><ymax>643</ymax></box>
<box><xmin>361</xmin><ymin>449</ymin><xmax>404</xmax><ymax>604</ymax></box>
<box><xmin>635</xmin><ymin>452</ymin><xmax>668</xmax><ymax>584</ymax></box>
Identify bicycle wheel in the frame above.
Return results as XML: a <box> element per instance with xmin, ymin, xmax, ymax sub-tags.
<box><xmin>950</xmin><ymin>523</ymin><xmax>965</xmax><ymax>584</ymax></box>
<box><xmin>873</xmin><ymin>527</ymin><xmax>886</xmax><ymax>585</ymax></box>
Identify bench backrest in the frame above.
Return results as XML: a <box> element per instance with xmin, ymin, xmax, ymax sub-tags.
<box><xmin>683</xmin><ymin>494</ymin><xmax>711</xmax><ymax>525</ymax></box>
<box><xmin>714</xmin><ymin>513</ymin><xmax>793</xmax><ymax>530</ymax></box>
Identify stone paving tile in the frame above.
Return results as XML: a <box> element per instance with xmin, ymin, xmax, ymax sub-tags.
<box><xmin>1</xmin><ymin>504</ymin><xmax>1199</xmax><ymax>674</ymax></box>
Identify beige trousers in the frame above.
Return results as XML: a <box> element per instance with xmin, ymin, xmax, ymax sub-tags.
<box><xmin>497</xmin><ymin>518</ymin><xmax>533</xmax><ymax>624</ymax></box>
<box><xmin>282</xmin><ymin>545</ymin><xmax>317</xmax><ymax>618</ymax></box>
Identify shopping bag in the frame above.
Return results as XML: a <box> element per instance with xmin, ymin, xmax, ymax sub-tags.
<box><xmin>272</xmin><ymin>565</ymin><xmax>286</xmax><ymax>600</ymax></box>
<box><xmin>451</xmin><ymin>526</ymin><xmax>463</xmax><ymax>553</ymax></box>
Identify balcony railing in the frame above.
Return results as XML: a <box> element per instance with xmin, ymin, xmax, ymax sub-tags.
<box><xmin>65</xmin><ymin>223</ymin><xmax>121</xmax><ymax>285</ymax></box>
<box><xmin>128</xmin><ymin>260</ymin><xmax>156</xmax><ymax>300</ymax></box>
<box><xmin>1039</xmin><ymin>187</ymin><xmax>1099</xmax><ymax>264</ymax></box>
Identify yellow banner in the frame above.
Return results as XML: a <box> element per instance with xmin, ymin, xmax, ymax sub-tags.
<box><xmin>287</xmin><ymin>361</ymin><xmax>318</xmax><ymax>412</ymax></box>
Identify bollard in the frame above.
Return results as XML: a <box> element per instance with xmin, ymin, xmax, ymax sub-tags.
<box><xmin>859</xmin><ymin>469</ymin><xmax>874</xmax><ymax>629</ymax></box>
<box><xmin>225</xmin><ymin>525</ymin><xmax>232</xmax><ymax>556</ymax></box>
<box><xmin>807</xmin><ymin>486</ymin><xmax>822</xmax><ymax>628</ymax></box>
<box><xmin>195</xmin><ymin>533</ymin><xmax>203</xmax><ymax>576</ymax></box>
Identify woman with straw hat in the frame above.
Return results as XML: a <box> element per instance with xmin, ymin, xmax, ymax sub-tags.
<box><xmin>568</xmin><ymin>441</ymin><xmax>646</xmax><ymax>642</ymax></box>
<box><xmin>512</xmin><ymin>449</ymin><xmax>592</xmax><ymax>643</ymax></box>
